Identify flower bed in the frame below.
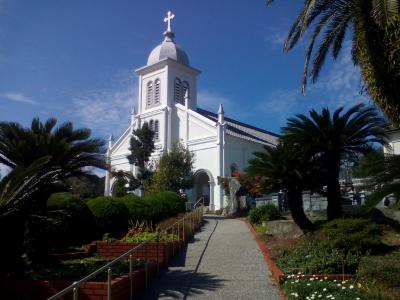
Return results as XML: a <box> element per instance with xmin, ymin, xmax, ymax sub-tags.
<box><xmin>245</xmin><ymin>218</ymin><xmax>399</xmax><ymax>299</ymax></box>
<box><xmin>0</xmin><ymin>261</ymin><xmax>158</xmax><ymax>300</ymax></box>
<box><xmin>282</xmin><ymin>275</ymin><xmax>392</xmax><ymax>300</ymax></box>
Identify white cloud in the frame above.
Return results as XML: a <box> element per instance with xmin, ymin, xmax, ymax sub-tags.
<box><xmin>314</xmin><ymin>41</ymin><xmax>369</xmax><ymax>108</ymax></box>
<box><xmin>1</xmin><ymin>92</ymin><xmax>36</xmax><ymax>105</ymax></box>
<box><xmin>71</xmin><ymin>71</ymin><xmax>137</xmax><ymax>138</ymax></box>
<box><xmin>264</xmin><ymin>26</ymin><xmax>287</xmax><ymax>48</ymax></box>
<box><xmin>258</xmin><ymin>40</ymin><xmax>371</xmax><ymax>123</ymax></box>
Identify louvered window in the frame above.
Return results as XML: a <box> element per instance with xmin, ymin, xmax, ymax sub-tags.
<box><xmin>154</xmin><ymin>120</ymin><xmax>159</xmax><ymax>141</ymax></box>
<box><xmin>174</xmin><ymin>78</ymin><xmax>182</xmax><ymax>104</ymax></box>
<box><xmin>182</xmin><ymin>81</ymin><xmax>189</xmax><ymax>101</ymax></box>
<box><xmin>149</xmin><ymin>119</ymin><xmax>154</xmax><ymax>132</ymax></box>
<box><xmin>154</xmin><ymin>79</ymin><xmax>160</xmax><ymax>104</ymax></box>
<box><xmin>146</xmin><ymin>81</ymin><xmax>153</xmax><ymax>108</ymax></box>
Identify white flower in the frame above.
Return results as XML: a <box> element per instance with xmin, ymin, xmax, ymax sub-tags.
<box><xmin>342</xmin><ymin>286</ymin><xmax>346</xmax><ymax>290</ymax></box>
<box><xmin>337</xmin><ymin>284</ymin><xmax>341</xmax><ymax>287</ymax></box>
<box><xmin>323</xmin><ymin>288</ymin><xmax>327</xmax><ymax>291</ymax></box>
<box><xmin>307</xmin><ymin>283</ymin><xmax>311</xmax><ymax>286</ymax></box>
<box><xmin>324</xmin><ymin>277</ymin><xmax>328</xmax><ymax>280</ymax></box>
<box><xmin>349</xmin><ymin>285</ymin><xmax>354</xmax><ymax>289</ymax></box>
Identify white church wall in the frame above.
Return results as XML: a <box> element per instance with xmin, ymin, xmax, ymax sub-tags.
<box><xmin>188</xmin><ymin>140</ymin><xmax>221</xmax><ymax>209</ymax></box>
<box><xmin>224</xmin><ymin>135</ymin><xmax>266</xmax><ymax>175</ymax></box>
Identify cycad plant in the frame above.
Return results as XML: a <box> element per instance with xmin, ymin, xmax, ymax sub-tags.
<box><xmin>0</xmin><ymin>118</ymin><xmax>105</xmax><ymax>175</ymax></box>
<box><xmin>282</xmin><ymin>103</ymin><xmax>387</xmax><ymax>219</ymax></box>
<box><xmin>267</xmin><ymin>0</ymin><xmax>400</xmax><ymax>123</ymax></box>
<box><xmin>247</xmin><ymin>143</ymin><xmax>318</xmax><ymax>232</ymax></box>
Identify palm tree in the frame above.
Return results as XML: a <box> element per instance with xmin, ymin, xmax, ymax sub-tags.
<box><xmin>282</xmin><ymin>103</ymin><xmax>387</xmax><ymax>219</ymax></box>
<box><xmin>0</xmin><ymin>118</ymin><xmax>105</xmax><ymax>179</ymax></box>
<box><xmin>0</xmin><ymin>118</ymin><xmax>105</xmax><ymax>267</ymax></box>
<box><xmin>247</xmin><ymin>143</ymin><xmax>318</xmax><ymax>232</ymax></box>
<box><xmin>266</xmin><ymin>0</ymin><xmax>400</xmax><ymax>123</ymax></box>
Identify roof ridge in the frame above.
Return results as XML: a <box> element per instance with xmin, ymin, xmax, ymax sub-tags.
<box><xmin>197</xmin><ymin>107</ymin><xmax>280</xmax><ymax>138</ymax></box>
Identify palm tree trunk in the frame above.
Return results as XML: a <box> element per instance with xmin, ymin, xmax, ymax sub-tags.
<box><xmin>287</xmin><ymin>188</ymin><xmax>315</xmax><ymax>233</ymax></box>
<box><xmin>326</xmin><ymin>161</ymin><xmax>342</xmax><ymax>220</ymax></box>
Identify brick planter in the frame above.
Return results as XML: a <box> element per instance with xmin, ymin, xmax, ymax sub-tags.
<box><xmin>0</xmin><ymin>262</ymin><xmax>159</xmax><ymax>300</ymax></box>
<box><xmin>96</xmin><ymin>240</ymin><xmax>182</xmax><ymax>266</ymax></box>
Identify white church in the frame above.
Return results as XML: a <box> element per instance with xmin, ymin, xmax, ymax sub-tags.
<box><xmin>104</xmin><ymin>12</ymin><xmax>279</xmax><ymax>211</ymax></box>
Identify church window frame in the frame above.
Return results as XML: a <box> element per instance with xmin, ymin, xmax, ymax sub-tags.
<box><xmin>154</xmin><ymin>120</ymin><xmax>160</xmax><ymax>141</ymax></box>
<box><xmin>146</xmin><ymin>81</ymin><xmax>153</xmax><ymax>108</ymax></box>
<box><xmin>182</xmin><ymin>80</ymin><xmax>189</xmax><ymax>100</ymax></box>
<box><xmin>154</xmin><ymin>78</ymin><xmax>161</xmax><ymax>105</ymax></box>
<box><xmin>149</xmin><ymin>119</ymin><xmax>154</xmax><ymax>132</ymax></box>
<box><xmin>174</xmin><ymin>78</ymin><xmax>183</xmax><ymax>104</ymax></box>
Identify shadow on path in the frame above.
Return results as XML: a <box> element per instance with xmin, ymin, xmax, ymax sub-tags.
<box><xmin>141</xmin><ymin>218</ymin><xmax>227</xmax><ymax>299</ymax></box>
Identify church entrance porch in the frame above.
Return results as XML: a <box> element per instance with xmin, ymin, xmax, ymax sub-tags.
<box><xmin>192</xmin><ymin>169</ymin><xmax>214</xmax><ymax>209</ymax></box>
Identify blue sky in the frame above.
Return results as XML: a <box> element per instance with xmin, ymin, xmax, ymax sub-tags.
<box><xmin>0</xmin><ymin>0</ymin><xmax>373</xmax><ymax>153</ymax></box>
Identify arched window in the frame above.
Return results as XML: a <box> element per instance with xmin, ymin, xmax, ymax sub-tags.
<box><xmin>154</xmin><ymin>120</ymin><xmax>159</xmax><ymax>141</ymax></box>
<box><xmin>154</xmin><ymin>78</ymin><xmax>160</xmax><ymax>104</ymax></box>
<box><xmin>149</xmin><ymin>119</ymin><xmax>154</xmax><ymax>132</ymax></box>
<box><xmin>174</xmin><ymin>78</ymin><xmax>182</xmax><ymax>104</ymax></box>
<box><xmin>182</xmin><ymin>81</ymin><xmax>189</xmax><ymax>100</ymax></box>
<box><xmin>146</xmin><ymin>81</ymin><xmax>153</xmax><ymax>108</ymax></box>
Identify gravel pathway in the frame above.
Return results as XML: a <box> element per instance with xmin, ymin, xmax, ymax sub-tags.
<box><xmin>140</xmin><ymin>215</ymin><xmax>281</xmax><ymax>300</ymax></box>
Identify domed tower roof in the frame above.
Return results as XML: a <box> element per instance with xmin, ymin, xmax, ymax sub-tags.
<box><xmin>147</xmin><ymin>32</ymin><xmax>189</xmax><ymax>66</ymax></box>
<box><xmin>147</xmin><ymin>11</ymin><xmax>189</xmax><ymax>66</ymax></box>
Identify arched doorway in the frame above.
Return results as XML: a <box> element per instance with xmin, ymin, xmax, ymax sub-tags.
<box><xmin>193</xmin><ymin>169</ymin><xmax>213</xmax><ymax>207</ymax></box>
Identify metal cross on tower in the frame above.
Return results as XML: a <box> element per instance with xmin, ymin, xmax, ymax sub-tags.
<box><xmin>164</xmin><ymin>11</ymin><xmax>175</xmax><ymax>32</ymax></box>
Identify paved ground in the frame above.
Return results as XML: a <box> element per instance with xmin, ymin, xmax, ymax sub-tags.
<box><xmin>140</xmin><ymin>215</ymin><xmax>281</xmax><ymax>300</ymax></box>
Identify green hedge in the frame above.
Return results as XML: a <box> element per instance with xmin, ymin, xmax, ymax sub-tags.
<box><xmin>86</xmin><ymin>197</ymin><xmax>130</xmax><ymax>237</ymax></box>
<box><xmin>47</xmin><ymin>192</ymin><xmax>98</xmax><ymax>248</ymax></box>
<box><xmin>120</xmin><ymin>191</ymin><xmax>185</xmax><ymax>224</ymax></box>
<box><xmin>249</xmin><ymin>204</ymin><xmax>281</xmax><ymax>224</ymax></box>
<box><xmin>316</xmin><ymin>218</ymin><xmax>383</xmax><ymax>254</ymax></box>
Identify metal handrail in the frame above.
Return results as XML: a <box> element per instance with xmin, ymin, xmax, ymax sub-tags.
<box><xmin>193</xmin><ymin>196</ymin><xmax>205</xmax><ymax>208</ymax></box>
<box><xmin>47</xmin><ymin>206</ymin><xmax>203</xmax><ymax>300</ymax></box>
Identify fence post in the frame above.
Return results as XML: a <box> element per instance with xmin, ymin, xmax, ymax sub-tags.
<box><xmin>183</xmin><ymin>217</ymin><xmax>185</xmax><ymax>242</ymax></box>
<box><xmin>156</xmin><ymin>232</ymin><xmax>160</xmax><ymax>275</ymax></box>
<box><xmin>129</xmin><ymin>254</ymin><xmax>133</xmax><ymax>300</ymax></box>
<box><xmin>72</xmin><ymin>283</ymin><xmax>78</xmax><ymax>300</ymax></box>
<box><xmin>145</xmin><ymin>244</ymin><xmax>148</xmax><ymax>289</ymax></box>
<box><xmin>107</xmin><ymin>268</ymin><xmax>112</xmax><ymax>300</ymax></box>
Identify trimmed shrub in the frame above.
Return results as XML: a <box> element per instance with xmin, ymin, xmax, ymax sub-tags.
<box><xmin>358</xmin><ymin>252</ymin><xmax>400</xmax><ymax>296</ymax></box>
<box><xmin>154</xmin><ymin>191</ymin><xmax>185</xmax><ymax>214</ymax></box>
<box><xmin>317</xmin><ymin>218</ymin><xmax>383</xmax><ymax>254</ymax></box>
<box><xmin>249</xmin><ymin>204</ymin><xmax>281</xmax><ymax>224</ymax></box>
<box><xmin>120</xmin><ymin>192</ymin><xmax>184</xmax><ymax>224</ymax></box>
<box><xmin>120</xmin><ymin>194</ymin><xmax>151</xmax><ymax>222</ymax></box>
<box><xmin>86</xmin><ymin>197</ymin><xmax>130</xmax><ymax>237</ymax></box>
<box><xmin>47</xmin><ymin>192</ymin><xmax>98</xmax><ymax>249</ymax></box>
<box><xmin>277</xmin><ymin>240</ymin><xmax>360</xmax><ymax>274</ymax></box>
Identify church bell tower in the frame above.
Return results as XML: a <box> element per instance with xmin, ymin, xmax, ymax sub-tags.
<box><xmin>134</xmin><ymin>11</ymin><xmax>201</xmax><ymax>151</ymax></box>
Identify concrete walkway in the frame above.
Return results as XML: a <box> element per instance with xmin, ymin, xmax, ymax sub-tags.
<box><xmin>141</xmin><ymin>215</ymin><xmax>281</xmax><ymax>300</ymax></box>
